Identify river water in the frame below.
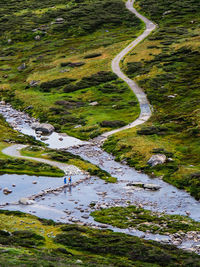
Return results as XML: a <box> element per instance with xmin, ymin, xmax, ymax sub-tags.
<box><xmin>0</xmin><ymin>102</ymin><xmax>200</xmax><ymax>252</ymax></box>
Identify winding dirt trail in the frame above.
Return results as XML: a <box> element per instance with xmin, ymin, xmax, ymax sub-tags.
<box><xmin>2</xmin><ymin>144</ymin><xmax>82</xmax><ymax>175</ymax></box>
<box><xmin>102</xmin><ymin>0</ymin><xmax>156</xmax><ymax>138</ymax></box>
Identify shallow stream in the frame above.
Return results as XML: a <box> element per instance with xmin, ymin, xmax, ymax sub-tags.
<box><xmin>0</xmin><ymin>103</ymin><xmax>200</xmax><ymax>253</ymax></box>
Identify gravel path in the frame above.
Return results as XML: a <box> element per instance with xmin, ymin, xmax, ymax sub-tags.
<box><xmin>102</xmin><ymin>0</ymin><xmax>156</xmax><ymax>138</ymax></box>
<box><xmin>2</xmin><ymin>144</ymin><xmax>83</xmax><ymax>175</ymax></box>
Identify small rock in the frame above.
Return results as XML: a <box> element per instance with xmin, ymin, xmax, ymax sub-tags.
<box><xmin>89</xmin><ymin>101</ymin><xmax>98</xmax><ymax>106</ymax></box>
<box><xmin>81</xmin><ymin>214</ymin><xmax>89</xmax><ymax>219</ymax></box>
<box><xmin>74</xmin><ymin>125</ymin><xmax>82</xmax><ymax>129</ymax></box>
<box><xmin>19</xmin><ymin>198</ymin><xmax>34</xmax><ymax>205</ymax></box>
<box><xmin>40</xmin><ymin>136</ymin><xmax>49</xmax><ymax>141</ymax></box>
<box><xmin>3</xmin><ymin>188</ymin><xmax>12</xmax><ymax>194</ymax></box>
<box><xmin>34</xmin><ymin>35</ymin><xmax>41</xmax><ymax>41</ymax></box>
<box><xmin>17</xmin><ymin>63</ymin><xmax>26</xmax><ymax>71</ymax></box>
<box><xmin>29</xmin><ymin>80</ymin><xmax>40</xmax><ymax>87</ymax></box>
<box><xmin>55</xmin><ymin>17</ymin><xmax>64</xmax><ymax>24</ymax></box>
<box><xmin>143</xmin><ymin>184</ymin><xmax>161</xmax><ymax>190</ymax></box>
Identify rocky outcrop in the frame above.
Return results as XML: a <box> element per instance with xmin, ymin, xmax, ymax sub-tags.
<box><xmin>147</xmin><ymin>154</ymin><xmax>167</xmax><ymax>167</ymax></box>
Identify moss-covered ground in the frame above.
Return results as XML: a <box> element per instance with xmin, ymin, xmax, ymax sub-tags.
<box><xmin>103</xmin><ymin>0</ymin><xmax>200</xmax><ymax>199</ymax></box>
<box><xmin>0</xmin><ymin>0</ymin><xmax>142</xmax><ymax>140</ymax></box>
<box><xmin>92</xmin><ymin>205</ymin><xmax>200</xmax><ymax>235</ymax></box>
<box><xmin>0</xmin><ymin>210</ymin><xmax>200</xmax><ymax>266</ymax></box>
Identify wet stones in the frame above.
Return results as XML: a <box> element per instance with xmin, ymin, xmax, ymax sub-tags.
<box><xmin>127</xmin><ymin>182</ymin><xmax>161</xmax><ymax>191</ymax></box>
<box><xmin>81</xmin><ymin>214</ymin><xmax>89</xmax><ymax>219</ymax></box>
<box><xmin>19</xmin><ymin>198</ymin><xmax>34</xmax><ymax>205</ymax></box>
<box><xmin>143</xmin><ymin>184</ymin><xmax>161</xmax><ymax>190</ymax></box>
<box><xmin>40</xmin><ymin>136</ymin><xmax>49</xmax><ymax>141</ymax></box>
<box><xmin>3</xmin><ymin>188</ymin><xmax>12</xmax><ymax>194</ymax></box>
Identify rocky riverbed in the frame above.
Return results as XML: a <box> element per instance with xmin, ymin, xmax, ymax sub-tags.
<box><xmin>0</xmin><ymin>101</ymin><xmax>200</xmax><ymax>254</ymax></box>
<box><xmin>0</xmin><ymin>101</ymin><xmax>88</xmax><ymax>149</ymax></box>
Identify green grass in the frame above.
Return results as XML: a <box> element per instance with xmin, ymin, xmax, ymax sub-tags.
<box><xmin>103</xmin><ymin>0</ymin><xmax>200</xmax><ymax>199</ymax></box>
<box><xmin>0</xmin><ymin>210</ymin><xmax>200</xmax><ymax>266</ymax></box>
<box><xmin>91</xmin><ymin>205</ymin><xmax>200</xmax><ymax>235</ymax></box>
<box><xmin>0</xmin><ymin>0</ymin><xmax>143</xmax><ymax>140</ymax></box>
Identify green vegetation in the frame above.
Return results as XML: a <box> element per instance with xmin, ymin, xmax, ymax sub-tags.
<box><xmin>0</xmin><ymin>0</ymin><xmax>142</xmax><ymax>139</ymax></box>
<box><xmin>21</xmin><ymin>145</ymin><xmax>117</xmax><ymax>182</ymax></box>
<box><xmin>0</xmin><ymin>158</ymin><xmax>64</xmax><ymax>177</ymax></box>
<box><xmin>1</xmin><ymin>210</ymin><xmax>199</xmax><ymax>266</ymax></box>
<box><xmin>91</xmin><ymin>205</ymin><xmax>200</xmax><ymax>235</ymax></box>
<box><xmin>104</xmin><ymin>0</ymin><xmax>200</xmax><ymax>199</ymax></box>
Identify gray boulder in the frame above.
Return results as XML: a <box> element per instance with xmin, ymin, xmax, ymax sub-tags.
<box><xmin>147</xmin><ymin>154</ymin><xmax>167</xmax><ymax>166</ymax></box>
<box><xmin>35</xmin><ymin>123</ymin><xmax>55</xmax><ymax>134</ymax></box>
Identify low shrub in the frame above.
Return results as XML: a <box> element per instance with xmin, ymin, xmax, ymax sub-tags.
<box><xmin>60</xmin><ymin>62</ymin><xmax>85</xmax><ymax>67</ymax></box>
<box><xmin>63</xmin><ymin>71</ymin><xmax>118</xmax><ymax>93</ymax></box>
<box><xmin>137</xmin><ymin>126</ymin><xmax>168</xmax><ymax>135</ymax></box>
<box><xmin>0</xmin><ymin>230</ymin><xmax>44</xmax><ymax>248</ymax></box>
<box><xmin>100</xmin><ymin>120</ymin><xmax>126</xmax><ymax>128</ymax></box>
<box><xmin>84</xmin><ymin>53</ymin><xmax>102</xmax><ymax>59</ymax></box>
<box><xmin>40</xmin><ymin>78</ymin><xmax>76</xmax><ymax>92</ymax></box>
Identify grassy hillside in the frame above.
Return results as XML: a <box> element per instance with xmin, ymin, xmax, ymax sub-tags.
<box><xmin>103</xmin><ymin>0</ymin><xmax>200</xmax><ymax>199</ymax></box>
<box><xmin>0</xmin><ymin>210</ymin><xmax>200</xmax><ymax>266</ymax></box>
<box><xmin>0</xmin><ymin>0</ymin><xmax>143</xmax><ymax>139</ymax></box>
